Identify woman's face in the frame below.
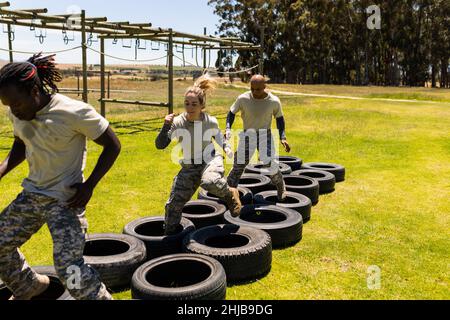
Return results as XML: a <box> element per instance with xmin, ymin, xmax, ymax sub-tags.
<box><xmin>184</xmin><ymin>93</ymin><xmax>203</xmax><ymax>119</ymax></box>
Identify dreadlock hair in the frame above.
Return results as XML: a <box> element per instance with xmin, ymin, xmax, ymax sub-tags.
<box><xmin>0</xmin><ymin>53</ymin><xmax>62</xmax><ymax>95</ymax></box>
<box><xmin>185</xmin><ymin>75</ymin><xmax>217</xmax><ymax>109</ymax></box>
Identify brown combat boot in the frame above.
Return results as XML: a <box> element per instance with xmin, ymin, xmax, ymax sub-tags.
<box><xmin>224</xmin><ymin>187</ymin><xmax>242</xmax><ymax>217</ymax></box>
<box><xmin>9</xmin><ymin>274</ymin><xmax>50</xmax><ymax>300</ymax></box>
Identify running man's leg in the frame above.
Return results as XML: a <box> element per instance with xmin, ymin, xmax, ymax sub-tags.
<box><xmin>164</xmin><ymin>166</ymin><xmax>202</xmax><ymax>235</ymax></box>
<box><xmin>259</xmin><ymin>130</ymin><xmax>286</xmax><ymax>200</ymax></box>
<box><xmin>46</xmin><ymin>203</ymin><xmax>112</xmax><ymax>300</ymax></box>
<box><xmin>227</xmin><ymin>133</ymin><xmax>257</xmax><ymax>188</ymax></box>
<box><xmin>0</xmin><ymin>192</ymin><xmax>48</xmax><ymax>298</ymax></box>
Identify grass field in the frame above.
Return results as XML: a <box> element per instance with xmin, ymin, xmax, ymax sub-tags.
<box><xmin>0</xmin><ymin>79</ymin><xmax>449</xmax><ymax>300</ymax></box>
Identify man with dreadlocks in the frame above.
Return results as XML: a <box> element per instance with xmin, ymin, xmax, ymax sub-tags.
<box><xmin>0</xmin><ymin>54</ymin><xmax>121</xmax><ymax>300</ymax></box>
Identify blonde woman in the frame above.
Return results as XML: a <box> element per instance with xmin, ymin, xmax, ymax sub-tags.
<box><xmin>156</xmin><ymin>76</ymin><xmax>242</xmax><ymax>235</ymax></box>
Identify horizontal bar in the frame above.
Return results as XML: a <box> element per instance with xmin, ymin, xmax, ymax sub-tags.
<box><xmin>55</xmin><ymin>15</ymin><xmax>107</xmax><ymax>22</ymax></box>
<box><xmin>0</xmin><ymin>18</ymin><xmax>125</xmax><ymax>34</ymax></box>
<box><xmin>108</xmin><ymin>21</ymin><xmax>129</xmax><ymax>25</ymax></box>
<box><xmin>205</xmin><ymin>46</ymin><xmax>260</xmax><ymax>50</ymax></box>
<box><xmin>0</xmin><ymin>7</ymin><xmax>67</xmax><ymax>22</ymax></box>
<box><xmin>0</xmin><ymin>7</ymin><xmax>257</xmax><ymax>47</ymax></box>
<box><xmin>19</xmin><ymin>8</ymin><xmax>48</xmax><ymax>14</ymax></box>
<box><xmin>100</xmin><ymin>98</ymin><xmax>169</xmax><ymax>107</ymax></box>
<box><xmin>0</xmin><ymin>2</ymin><xmax>10</xmax><ymax>8</ymax></box>
<box><xmin>60</xmin><ymin>88</ymin><xmax>137</xmax><ymax>93</ymax></box>
<box><xmin>98</xmin><ymin>32</ymin><xmax>171</xmax><ymax>39</ymax></box>
<box><xmin>128</xmin><ymin>23</ymin><xmax>153</xmax><ymax>27</ymax></box>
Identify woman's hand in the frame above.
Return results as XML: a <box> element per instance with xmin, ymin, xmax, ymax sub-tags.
<box><xmin>165</xmin><ymin>113</ymin><xmax>176</xmax><ymax>125</ymax></box>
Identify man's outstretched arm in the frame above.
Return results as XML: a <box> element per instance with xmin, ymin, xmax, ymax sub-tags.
<box><xmin>225</xmin><ymin>111</ymin><xmax>236</xmax><ymax>141</ymax></box>
<box><xmin>0</xmin><ymin>137</ymin><xmax>26</xmax><ymax>181</ymax></box>
<box><xmin>276</xmin><ymin>116</ymin><xmax>291</xmax><ymax>153</ymax></box>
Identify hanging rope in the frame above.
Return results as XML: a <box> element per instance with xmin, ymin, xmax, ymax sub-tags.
<box><xmin>173</xmin><ymin>54</ymin><xmax>259</xmax><ymax>74</ymax></box>
<box><xmin>206</xmin><ymin>64</ymin><xmax>259</xmax><ymax>75</ymax></box>
<box><xmin>0</xmin><ymin>46</ymin><xmax>82</xmax><ymax>55</ymax></box>
<box><xmin>86</xmin><ymin>45</ymin><xmax>168</xmax><ymax>63</ymax></box>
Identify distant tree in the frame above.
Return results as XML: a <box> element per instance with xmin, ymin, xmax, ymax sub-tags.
<box><xmin>208</xmin><ymin>0</ymin><xmax>450</xmax><ymax>87</ymax></box>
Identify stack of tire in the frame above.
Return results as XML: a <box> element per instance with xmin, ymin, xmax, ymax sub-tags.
<box><xmin>2</xmin><ymin>157</ymin><xmax>344</xmax><ymax>300</ymax></box>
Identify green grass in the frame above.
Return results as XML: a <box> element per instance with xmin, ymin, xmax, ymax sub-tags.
<box><xmin>0</xmin><ymin>81</ymin><xmax>449</xmax><ymax>300</ymax></box>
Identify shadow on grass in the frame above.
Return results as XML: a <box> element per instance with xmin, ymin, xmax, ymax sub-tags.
<box><xmin>109</xmin><ymin>112</ymin><xmax>230</xmax><ymax>136</ymax></box>
<box><xmin>109</xmin><ymin>117</ymin><xmax>163</xmax><ymax>136</ymax></box>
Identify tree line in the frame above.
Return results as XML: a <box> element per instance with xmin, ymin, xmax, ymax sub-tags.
<box><xmin>208</xmin><ymin>0</ymin><xmax>450</xmax><ymax>87</ymax></box>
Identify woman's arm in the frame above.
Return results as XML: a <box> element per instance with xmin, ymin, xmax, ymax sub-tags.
<box><xmin>155</xmin><ymin>113</ymin><xmax>176</xmax><ymax>150</ymax></box>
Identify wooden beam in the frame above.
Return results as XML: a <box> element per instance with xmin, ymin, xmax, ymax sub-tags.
<box><xmin>99</xmin><ymin>98</ymin><xmax>169</xmax><ymax>108</ymax></box>
<box><xmin>98</xmin><ymin>33</ymin><xmax>170</xmax><ymax>39</ymax></box>
<box><xmin>7</xmin><ymin>23</ymin><xmax>13</xmax><ymax>62</ymax></box>
<box><xmin>0</xmin><ymin>18</ymin><xmax>124</xmax><ymax>35</ymax></box>
<box><xmin>55</xmin><ymin>15</ymin><xmax>107</xmax><ymax>22</ymax></box>
<box><xmin>0</xmin><ymin>8</ymin><xmax>67</xmax><ymax>23</ymax></box>
<box><xmin>168</xmin><ymin>29</ymin><xmax>174</xmax><ymax>114</ymax></box>
<box><xmin>19</xmin><ymin>8</ymin><xmax>48</xmax><ymax>14</ymax></box>
<box><xmin>100</xmin><ymin>37</ymin><xmax>106</xmax><ymax>117</ymax></box>
<box><xmin>81</xmin><ymin>10</ymin><xmax>88</xmax><ymax>103</ymax></box>
<box><xmin>128</xmin><ymin>23</ymin><xmax>153</xmax><ymax>27</ymax></box>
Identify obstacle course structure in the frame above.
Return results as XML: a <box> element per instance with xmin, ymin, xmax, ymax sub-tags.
<box><xmin>0</xmin><ymin>2</ymin><xmax>260</xmax><ymax>116</ymax></box>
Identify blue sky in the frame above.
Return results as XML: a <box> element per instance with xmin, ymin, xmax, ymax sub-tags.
<box><xmin>0</xmin><ymin>0</ymin><xmax>222</xmax><ymax>65</ymax></box>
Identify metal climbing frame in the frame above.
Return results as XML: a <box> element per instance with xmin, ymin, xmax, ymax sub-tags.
<box><xmin>0</xmin><ymin>2</ymin><xmax>261</xmax><ymax>117</ymax></box>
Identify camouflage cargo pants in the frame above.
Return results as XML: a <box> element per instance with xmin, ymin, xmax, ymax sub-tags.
<box><xmin>0</xmin><ymin>191</ymin><xmax>112</xmax><ymax>300</ymax></box>
<box><xmin>227</xmin><ymin>129</ymin><xmax>285</xmax><ymax>189</ymax></box>
<box><xmin>165</xmin><ymin>155</ymin><xmax>230</xmax><ymax>234</ymax></box>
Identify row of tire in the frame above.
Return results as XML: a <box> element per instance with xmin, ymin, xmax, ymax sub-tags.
<box><xmin>0</xmin><ymin>157</ymin><xmax>345</xmax><ymax>300</ymax></box>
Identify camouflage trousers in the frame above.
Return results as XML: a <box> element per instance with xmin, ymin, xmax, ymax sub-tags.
<box><xmin>165</xmin><ymin>155</ymin><xmax>231</xmax><ymax>234</ymax></box>
<box><xmin>227</xmin><ymin>130</ymin><xmax>285</xmax><ymax>190</ymax></box>
<box><xmin>0</xmin><ymin>191</ymin><xmax>112</xmax><ymax>300</ymax></box>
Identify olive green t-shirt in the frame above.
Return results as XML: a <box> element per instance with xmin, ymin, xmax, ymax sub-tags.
<box><xmin>8</xmin><ymin>94</ymin><xmax>109</xmax><ymax>202</ymax></box>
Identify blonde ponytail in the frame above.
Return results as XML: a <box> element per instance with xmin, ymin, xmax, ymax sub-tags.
<box><xmin>185</xmin><ymin>75</ymin><xmax>217</xmax><ymax>108</ymax></box>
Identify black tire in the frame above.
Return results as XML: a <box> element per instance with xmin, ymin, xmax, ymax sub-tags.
<box><xmin>131</xmin><ymin>254</ymin><xmax>227</xmax><ymax>300</ymax></box>
<box><xmin>301</xmin><ymin>162</ymin><xmax>346</xmax><ymax>182</ymax></box>
<box><xmin>254</xmin><ymin>190</ymin><xmax>312</xmax><ymax>223</ymax></box>
<box><xmin>224</xmin><ymin>205</ymin><xmax>303</xmax><ymax>248</ymax></box>
<box><xmin>183</xmin><ymin>224</ymin><xmax>272</xmax><ymax>283</ymax></box>
<box><xmin>0</xmin><ymin>266</ymin><xmax>73</xmax><ymax>300</ymax></box>
<box><xmin>83</xmin><ymin>233</ymin><xmax>147</xmax><ymax>292</ymax></box>
<box><xmin>291</xmin><ymin>169</ymin><xmax>336</xmax><ymax>194</ymax></box>
<box><xmin>282</xmin><ymin>175</ymin><xmax>320</xmax><ymax>205</ymax></box>
<box><xmin>238</xmin><ymin>173</ymin><xmax>272</xmax><ymax>195</ymax></box>
<box><xmin>278</xmin><ymin>156</ymin><xmax>303</xmax><ymax>171</ymax></box>
<box><xmin>198</xmin><ymin>186</ymin><xmax>253</xmax><ymax>206</ymax></box>
<box><xmin>245</xmin><ymin>162</ymin><xmax>292</xmax><ymax>176</ymax></box>
<box><xmin>181</xmin><ymin>200</ymin><xmax>226</xmax><ymax>229</ymax></box>
<box><xmin>123</xmin><ymin>216</ymin><xmax>195</xmax><ymax>261</ymax></box>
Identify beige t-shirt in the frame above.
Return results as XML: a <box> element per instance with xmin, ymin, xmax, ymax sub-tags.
<box><xmin>8</xmin><ymin>94</ymin><xmax>109</xmax><ymax>202</ymax></box>
<box><xmin>230</xmin><ymin>91</ymin><xmax>283</xmax><ymax>130</ymax></box>
<box><xmin>157</xmin><ymin>112</ymin><xmax>227</xmax><ymax>165</ymax></box>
